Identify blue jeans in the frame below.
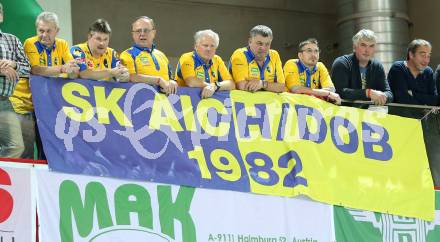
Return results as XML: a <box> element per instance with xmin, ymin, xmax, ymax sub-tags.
<box><xmin>0</xmin><ymin>99</ymin><xmax>24</xmax><ymax>158</ymax></box>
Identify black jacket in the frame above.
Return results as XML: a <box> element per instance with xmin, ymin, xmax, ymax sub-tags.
<box><xmin>331</xmin><ymin>53</ymin><xmax>393</xmax><ymax>102</ymax></box>
<box><xmin>388</xmin><ymin>61</ymin><xmax>438</xmax><ymax>105</ymax></box>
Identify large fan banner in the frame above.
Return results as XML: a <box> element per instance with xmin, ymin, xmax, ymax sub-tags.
<box><xmin>31</xmin><ymin>75</ymin><xmax>434</xmax><ymax>220</ymax></box>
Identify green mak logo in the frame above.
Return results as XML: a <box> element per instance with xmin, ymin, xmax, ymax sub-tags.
<box><xmin>335</xmin><ymin>207</ymin><xmax>440</xmax><ymax>242</ymax></box>
<box><xmin>58</xmin><ymin>180</ymin><xmax>197</xmax><ymax>242</ymax></box>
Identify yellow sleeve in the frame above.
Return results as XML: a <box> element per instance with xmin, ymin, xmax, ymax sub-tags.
<box><xmin>217</xmin><ymin>56</ymin><xmax>232</xmax><ymax>81</ymax></box>
<box><xmin>283</xmin><ymin>60</ymin><xmax>300</xmax><ymax>90</ymax></box>
<box><xmin>23</xmin><ymin>39</ymin><xmax>40</xmax><ymax>67</ymax></box>
<box><xmin>60</xmin><ymin>40</ymin><xmax>73</xmax><ymax>63</ymax></box>
<box><xmin>317</xmin><ymin>62</ymin><xmax>334</xmax><ymax>88</ymax></box>
<box><xmin>230</xmin><ymin>50</ymin><xmax>248</xmax><ymax>83</ymax></box>
<box><xmin>180</xmin><ymin>54</ymin><xmax>195</xmax><ymax>80</ymax></box>
<box><xmin>120</xmin><ymin>50</ymin><xmax>136</xmax><ymax>74</ymax></box>
<box><xmin>273</xmin><ymin>51</ymin><xmax>285</xmax><ymax>84</ymax></box>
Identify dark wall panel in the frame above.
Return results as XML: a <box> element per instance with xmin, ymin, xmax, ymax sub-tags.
<box><xmin>71</xmin><ymin>0</ymin><xmax>338</xmax><ymax>68</ymax></box>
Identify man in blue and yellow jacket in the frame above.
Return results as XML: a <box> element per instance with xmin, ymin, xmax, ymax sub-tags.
<box><xmin>229</xmin><ymin>25</ymin><xmax>285</xmax><ymax>93</ymax></box>
<box><xmin>70</xmin><ymin>19</ymin><xmax>128</xmax><ymax>82</ymax></box>
<box><xmin>120</xmin><ymin>16</ymin><xmax>177</xmax><ymax>94</ymax></box>
<box><xmin>176</xmin><ymin>29</ymin><xmax>234</xmax><ymax>98</ymax></box>
<box><xmin>10</xmin><ymin>11</ymin><xmax>78</xmax><ymax>158</ymax></box>
<box><xmin>284</xmin><ymin>38</ymin><xmax>341</xmax><ymax>104</ymax></box>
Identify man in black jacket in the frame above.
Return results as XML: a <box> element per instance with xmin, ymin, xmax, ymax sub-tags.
<box><xmin>388</xmin><ymin>39</ymin><xmax>438</xmax><ymax>106</ymax></box>
<box><xmin>331</xmin><ymin>29</ymin><xmax>393</xmax><ymax>105</ymax></box>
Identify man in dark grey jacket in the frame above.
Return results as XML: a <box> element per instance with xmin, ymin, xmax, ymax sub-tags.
<box><xmin>331</xmin><ymin>29</ymin><xmax>393</xmax><ymax>105</ymax></box>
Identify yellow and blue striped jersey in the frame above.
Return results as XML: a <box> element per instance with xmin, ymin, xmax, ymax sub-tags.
<box><xmin>120</xmin><ymin>44</ymin><xmax>171</xmax><ymax>81</ymax></box>
<box><xmin>24</xmin><ymin>36</ymin><xmax>73</xmax><ymax>68</ymax></box>
<box><xmin>70</xmin><ymin>42</ymin><xmax>118</xmax><ymax>74</ymax></box>
<box><xmin>283</xmin><ymin>59</ymin><xmax>334</xmax><ymax>91</ymax></box>
<box><xmin>10</xmin><ymin>36</ymin><xmax>73</xmax><ymax>114</ymax></box>
<box><xmin>175</xmin><ymin>51</ymin><xmax>232</xmax><ymax>86</ymax></box>
<box><xmin>229</xmin><ymin>46</ymin><xmax>285</xmax><ymax>84</ymax></box>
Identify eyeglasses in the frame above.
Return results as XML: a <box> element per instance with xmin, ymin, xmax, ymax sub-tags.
<box><xmin>301</xmin><ymin>48</ymin><xmax>320</xmax><ymax>54</ymax></box>
<box><xmin>132</xmin><ymin>28</ymin><xmax>154</xmax><ymax>34</ymax></box>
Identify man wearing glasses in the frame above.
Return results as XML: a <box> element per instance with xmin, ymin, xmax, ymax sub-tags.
<box><xmin>331</xmin><ymin>29</ymin><xmax>393</xmax><ymax>105</ymax></box>
<box><xmin>284</xmin><ymin>38</ymin><xmax>341</xmax><ymax>105</ymax></box>
<box><xmin>120</xmin><ymin>16</ymin><xmax>177</xmax><ymax>94</ymax></box>
<box><xmin>229</xmin><ymin>25</ymin><xmax>285</xmax><ymax>93</ymax></box>
<box><xmin>388</xmin><ymin>39</ymin><xmax>438</xmax><ymax>105</ymax></box>
<box><xmin>70</xmin><ymin>19</ymin><xmax>129</xmax><ymax>82</ymax></box>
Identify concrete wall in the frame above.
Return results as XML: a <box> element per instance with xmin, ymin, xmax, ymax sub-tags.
<box><xmin>408</xmin><ymin>0</ymin><xmax>440</xmax><ymax>69</ymax></box>
<box><xmin>71</xmin><ymin>0</ymin><xmax>338</xmax><ymax>68</ymax></box>
<box><xmin>37</xmin><ymin>0</ymin><xmax>72</xmax><ymax>45</ymax></box>
<box><xmin>67</xmin><ymin>0</ymin><xmax>440</xmax><ymax>71</ymax></box>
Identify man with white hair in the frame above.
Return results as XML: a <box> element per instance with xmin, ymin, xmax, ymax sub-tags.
<box><xmin>388</xmin><ymin>39</ymin><xmax>438</xmax><ymax>105</ymax></box>
<box><xmin>10</xmin><ymin>11</ymin><xmax>79</xmax><ymax>158</ymax></box>
<box><xmin>331</xmin><ymin>29</ymin><xmax>393</xmax><ymax>105</ymax></box>
<box><xmin>229</xmin><ymin>25</ymin><xmax>285</xmax><ymax>93</ymax></box>
<box><xmin>175</xmin><ymin>29</ymin><xmax>235</xmax><ymax>98</ymax></box>
<box><xmin>22</xmin><ymin>12</ymin><xmax>78</xmax><ymax>78</ymax></box>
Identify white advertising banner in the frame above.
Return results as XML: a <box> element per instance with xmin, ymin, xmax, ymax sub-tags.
<box><xmin>36</xmin><ymin>170</ymin><xmax>334</xmax><ymax>242</ymax></box>
<box><xmin>0</xmin><ymin>163</ymin><xmax>35</xmax><ymax>242</ymax></box>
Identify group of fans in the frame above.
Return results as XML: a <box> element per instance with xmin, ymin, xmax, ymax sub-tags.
<box><xmin>0</xmin><ymin>7</ymin><xmax>438</xmax><ymax>159</ymax></box>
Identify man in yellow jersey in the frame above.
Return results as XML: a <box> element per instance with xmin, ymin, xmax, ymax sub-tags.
<box><xmin>229</xmin><ymin>25</ymin><xmax>285</xmax><ymax>93</ymax></box>
<box><xmin>283</xmin><ymin>38</ymin><xmax>341</xmax><ymax>105</ymax></box>
<box><xmin>175</xmin><ymin>29</ymin><xmax>234</xmax><ymax>98</ymax></box>
<box><xmin>70</xmin><ymin>19</ymin><xmax>129</xmax><ymax>82</ymax></box>
<box><xmin>10</xmin><ymin>11</ymin><xmax>78</xmax><ymax>158</ymax></box>
<box><xmin>120</xmin><ymin>16</ymin><xmax>177</xmax><ymax>94</ymax></box>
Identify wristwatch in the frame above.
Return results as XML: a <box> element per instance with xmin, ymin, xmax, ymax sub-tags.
<box><xmin>214</xmin><ymin>81</ymin><xmax>221</xmax><ymax>92</ymax></box>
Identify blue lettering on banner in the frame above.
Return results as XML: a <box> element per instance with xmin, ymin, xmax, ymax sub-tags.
<box><xmin>30</xmin><ymin>75</ymin><xmax>395</xmax><ymax>198</ymax></box>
